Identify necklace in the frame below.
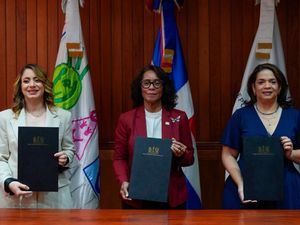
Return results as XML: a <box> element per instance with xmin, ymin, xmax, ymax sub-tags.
<box><xmin>26</xmin><ymin>109</ymin><xmax>46</xmax><ymax>118</ymax></box>
<box><xmin>255</xmin><ymin>105</ymin><xmax>282</xmax><ymax>135</ymax></box>
<box><xmin>254</xmin><ymin>104</ymin><xmax>279</xmax><ymax>115</ymax></box>
<box><xmin>260</xmin><ymin>114</ymin><xmax>277</xmax><ymax>127</ymax></box>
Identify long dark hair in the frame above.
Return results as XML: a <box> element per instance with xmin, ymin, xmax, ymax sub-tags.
<box><xmin>131</xmin><ymin>65</ymin><xmax>177</xmax><ymax>110</ymax></box>
<box><xmin>245</xmin><ymin>63</ymin><xmax>292</xmax><ymax>107</ymax></box>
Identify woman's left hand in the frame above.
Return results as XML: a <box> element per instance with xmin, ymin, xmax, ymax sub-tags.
<box><xmin>281</xmin><ymin>136</ymin><xmax>294</xmax><ymax>160</ymax></box>
<box><xmin>54</xmin><ymin>151</ymin><xmax>69</xmax><ymax>166</ymax></box>
<box><xmin>171</xmin><ymin>138</ymin><xmax>187</xmax><ymax>157</ymax></box>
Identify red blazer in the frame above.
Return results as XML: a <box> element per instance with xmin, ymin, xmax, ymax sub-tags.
<box><xmin>113</xmin><ymin>106</ymin><xmax>194</xmax><ymax>208</ymax></box>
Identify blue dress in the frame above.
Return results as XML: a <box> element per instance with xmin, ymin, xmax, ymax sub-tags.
<box><xmin>221</xmin><ymin>105</ymin><xmax>300</xmax><ymax>209</ymax></box>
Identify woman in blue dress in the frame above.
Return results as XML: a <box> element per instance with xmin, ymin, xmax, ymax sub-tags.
<box><xmin>221</xmin><ymin>63</ymin><xmax>300</xmax><ymax>209</ymax></box>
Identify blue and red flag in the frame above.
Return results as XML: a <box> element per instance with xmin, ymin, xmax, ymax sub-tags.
<box><xmin>147</xmin><ymin>0</ymin><xmax>202</xmax><ymax>209</ymax></box>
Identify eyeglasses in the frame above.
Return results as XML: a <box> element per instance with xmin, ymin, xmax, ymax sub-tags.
<box><xmin>141</xmin><ymin>79</ymin><xmax>162</xmax><ymax>89</ymax></box>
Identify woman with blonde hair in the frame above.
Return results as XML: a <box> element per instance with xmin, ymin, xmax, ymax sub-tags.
<box><xmin>0</xmin><ymin>64</ymin><xmax>75</xmax><ymax>208</ymax></box>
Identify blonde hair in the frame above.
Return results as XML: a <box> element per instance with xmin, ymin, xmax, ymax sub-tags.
<box><xmin>12</xmin><ymin>64</ymin><xmax>54</xmax><ymax>115</ymax></box>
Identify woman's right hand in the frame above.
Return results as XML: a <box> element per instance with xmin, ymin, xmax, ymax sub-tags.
<box><xmin>222</xmin><ymin>146</ymin><xmax>257</xmax><ymax>204</ymax></box>
<box><xmin>120</xmin><ymin>181</ymin><xmax>132</xmax><ymax>200</ymax></box>
<box><xmin>8</xmin><ymin>181</ymin><xmax>32</xmax><ymax>197</ymax></box>
<box><xmin>238</xmin><ymin>185</ymin><xmax>257</xmax><ymax>204</ymax></box>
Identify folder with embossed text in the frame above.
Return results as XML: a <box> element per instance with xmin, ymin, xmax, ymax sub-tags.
<box><xmin>18</xmin><ymin>127</ymin><xmax>58</xmax><ymax>192</ymax></box>
<box><xmin>129</xmin><ymin>137</ymin><xmax>172</xmax><ymax>202</ymax></box>
<box><xmin>243</xmin><ymin>136</ymin><xmax>283</xmax><ymax>201</ymax></box>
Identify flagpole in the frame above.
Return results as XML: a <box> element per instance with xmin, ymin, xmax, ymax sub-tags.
<box><xmin>53</xmin><ymin>0</ymin><xmax>100</xmax><ymax>209</ymax></box>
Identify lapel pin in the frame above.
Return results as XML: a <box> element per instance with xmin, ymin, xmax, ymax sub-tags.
<box><xmin>165</xmin><ymin>121</ymin><xmax>170</xmax><ymax>125</ymax></box>
<box><xmin>170</xmin><ymin>116</ymin><xmax>181</xmax><ymax>123</ymax></box>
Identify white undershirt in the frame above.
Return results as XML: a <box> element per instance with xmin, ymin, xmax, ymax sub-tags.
<box><xmin>145</xmin><ymin>109</ymin><xmax>162</xmax><ymax>138</ymax></box>
<box><xmin>25</xmin><ymin>112</ymin><xmax>46</xmax><ymax>126</ymax></box>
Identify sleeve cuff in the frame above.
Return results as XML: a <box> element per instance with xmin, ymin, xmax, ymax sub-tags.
<box><xmin>58</xmin><ymin>157</ymin><xmax>70</xmax><ymax>173</ymax></box>
<box><xmin>4</xmin><ymin>178</ymin><xmax>18</xmax><ymax>195</ymax></box>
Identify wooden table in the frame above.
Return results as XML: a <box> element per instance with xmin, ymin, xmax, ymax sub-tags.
<box><xmin>0</xmin><ymin>209</ymin><xmax>299</xmax><ymax>225</ymax></box>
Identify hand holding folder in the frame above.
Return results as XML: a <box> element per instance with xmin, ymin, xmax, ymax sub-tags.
<box><xmin>18</xmin><ymin>127</ymin><xmax>59</xmax><ymax>192</ymax></box>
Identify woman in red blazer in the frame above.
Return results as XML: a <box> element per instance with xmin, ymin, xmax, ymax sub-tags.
<box><xmin>113</xmin><ymin>65</ymin><xmax>194</xmax><ymax>209</ymax></box>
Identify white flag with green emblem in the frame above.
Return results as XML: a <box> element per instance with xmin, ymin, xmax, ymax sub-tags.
<box><xmin>53</xmin><ymin>0</ymin><xmax>99</xmax><ymax>208</ymax></box>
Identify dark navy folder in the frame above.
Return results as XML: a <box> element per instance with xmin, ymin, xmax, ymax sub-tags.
<box><xmin>18</xmin><ymin>127</ymin><xmax>59</xmax><ymax>192</ymax></box>
<box><xmin>243</xmin><ymin>136</ymin><xmax>284</xmax><ymax>201</ymax></box>
<box><xmin>129</xmin><ymin>137</ymin><xmax>172</xmax><ymax>202</ymax></box>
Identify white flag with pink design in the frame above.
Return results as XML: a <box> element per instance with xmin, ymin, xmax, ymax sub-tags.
<box><xmin>53</xmin><ymin>0</ymin><xmax>99</xmax><ymax>208</ymax></box>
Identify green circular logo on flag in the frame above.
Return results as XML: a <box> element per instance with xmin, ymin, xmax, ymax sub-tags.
<box><xmin>53</xmin><ymin>63</ymin><xmax>82</xmax><ymax>110</ymax></box>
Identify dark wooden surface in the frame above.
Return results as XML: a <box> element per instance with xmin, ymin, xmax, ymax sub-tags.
<box><xmin>1</xmin><ymin>209</ymin><xmax>300</xmax><ymax>225</ymax></box>
<box><xmin>1</xmin><ymin>0</ymin><xmax>300</xmax><ymax>209</ymax></box>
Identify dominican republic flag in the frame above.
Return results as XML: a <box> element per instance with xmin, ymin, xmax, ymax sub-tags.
<box><xmin>52</xmin><ymin>0</ymin><xmax>100</xmax><ymax>208</ymax></box>
<box><xmin>147</xmin><ymin>0</ymin><xmax>202</xmax><ymax>209</ymax></box>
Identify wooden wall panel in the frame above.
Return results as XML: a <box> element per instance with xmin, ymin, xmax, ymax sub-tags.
<box><xmin>143</xmin><ymin>7</ymin><xmax>155</xmax><ymax>65</ymax></box>
<box><xmin>220</xmin><ymin>0</ymin><xmax>232</xmax><ymax>132</ymax></box>
<box><xmin>187</xmin><ymin>0</ymin><xmax>199</xmax><ymax>122</ymax></box>
<box><xmin>89</xmin><ymin>0</ymin><xmax>101</xmax><ymax>129</ymax></box>
<box><xmin>47</xmin><ymin>0</ymin><xmax>59</xmax><ymax>78</ymax></box>
<box><xmin>111</xmin><ymin>0</ymin><xmax>122</xmax><ymax>145</ymax></box>
<box><xmin>6</xmin><ymin>0</ymin><xmax>17</xmax><ymax>107</ymax></box>
<box><xmin>99</xmin><ymin>150</ymin><xmax>122</xmax><ymax>209</ymax></box>
<box><xmin>285</xmin><ymin>0</ymin><xmax>299</xmax><ymax>105</ymax></box>
<box><xmin>16</xmin><ymin>0</ymin><xmax>27</xmax><ymax>72</ymax></box>
<box><xmin>197</xmin><ymin>0</ymin><xmax>210</xmax><ymax>141</ymax></box>
<box><xmin>26</xmin><ymin>0</ymin><xmax>37</xmax><ymax>64</ymax></box>
<box><xmin>230</xmin><ymin>0</ymin><xmax>244</xmax><ymax>115</ymax></box>
<box><xmin>209</xmin><ymin>0</ymin><xmax>222</xmax><ymax>140</ymax></box>
<box><xmin>0</xmin><ymin>1</ymin><xmax>7</xmax><ymax>108</ymax></box>
<box><xmin>37</xmin><ymin>0</ymin><xmax>47</xmax><ymax>70</ymax></box>
<box><xmin>1</xmin><ymin>0</ymin><xmax>300</xmax><ymax>209</ymax></box>
<box><xmin>122</xmin><ymin>0</ymin><xmax>134</xmax><ymax>112</ymax></box>
<box><xmin>99</xmin><ymin>0</ymin><xmax>112</xmax><ymax>145</ymax></box>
